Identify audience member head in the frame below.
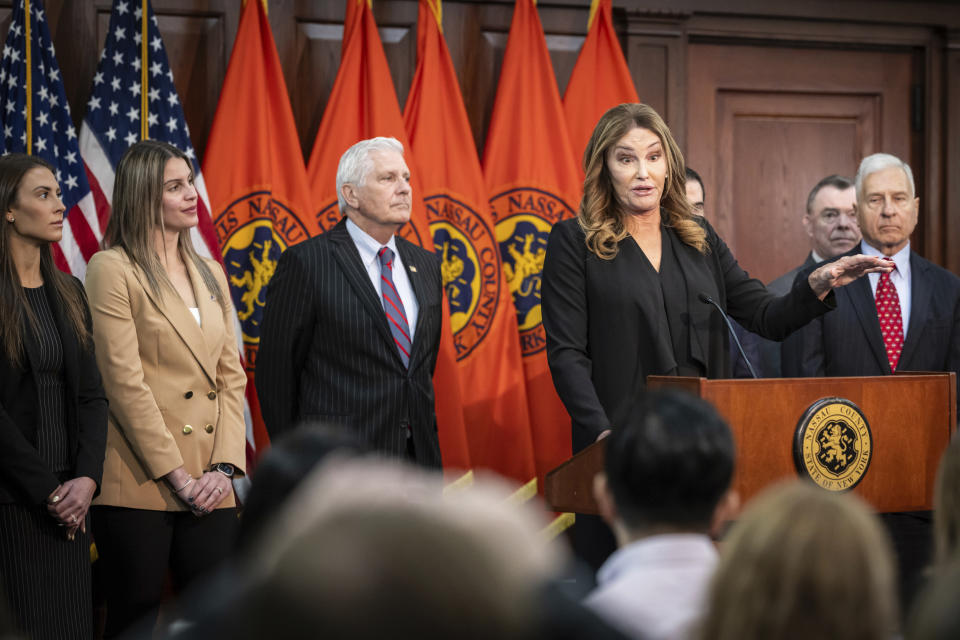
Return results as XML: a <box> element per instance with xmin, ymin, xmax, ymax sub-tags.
<box><xmin>906</xmin><ymin>559</ymin><xmax>960</xmax><ymax>640</ymax></box>
<box><xmin>802</xmin><ymin>174</ymin><xmax>859</xmax><ymax>259</ymax></box>
<box><xmin>698</xmin><ymin>481</ymin><xmax>898</xmax><ymax>640</ymax></box>
<box><xmin>105</xmin><ymin>140</ymin><xmax>226</xmax><ymax>306</ymax></box>
<box><xmin>684</xmin><ymin>167</ymin><xmax>705</xmax><ymax>215</ymax></box>
<box><xmin>335</xmin><ymin>137</ymin><xmax>411</xmax><ymax>244</ymax></box>
<box><xmin>579</xmin><ymin>103</ymin><xmax>704</xmax><ymax>260</ymax></box>
<box><xmin>933</xmin><ymin>436</ymin><xmax>960</xmax><ymax>568</ymax></box>
<box><xmin>219</xmin><ymin>460</ymin><xmax>561</xmax><ymax>640</ymax></box>
<box><xmin>0</xmin><ymin>153</ymin><xmax>88</xmax><ymax>366</ymax></box>
<box><xmin>854</xmin><ymin>152</ymin><xmax>918</xmax><ymax>256</ymax></box>
<box><xmin>236</xmin><ymin>423</ymin><xmax>365</xmax><ymax>552</ymax></box>
<box><xmin>595</xmin><ymin>390</ymin><xmax>737</xmax><ymax>543</ymax></box>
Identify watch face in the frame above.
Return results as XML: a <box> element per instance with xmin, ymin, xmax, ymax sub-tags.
<box><xmin>216</xmin><ymin>463</ymin><xmax>235</xmax><ymax>477</ymax></box>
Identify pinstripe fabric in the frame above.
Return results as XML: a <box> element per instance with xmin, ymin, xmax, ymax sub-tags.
<box><xmin>24</xmin><ymin>287</ymin><xmax>70</xmax><ymax>473</ymax></box>
<box><xmin>0</xmin><ymin>504</ymin><xmax>92</xmax><ymax>640</ymax></box>
<box><xmin>257</xmin><ymin>217</ymin><xmax>443</xmax><ymax>467</ymax></box>
<box><xmin>377</xmin><ymin>247</ymin><xmax>412</xmax><ymax>367</ymax></box>
<box><xmin>0</xmin><ymin>280</ymin><xmax>106</xmax><ymax>640</ymax></box>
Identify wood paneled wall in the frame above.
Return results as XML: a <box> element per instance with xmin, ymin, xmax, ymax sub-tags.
<box><xmin>4</xmin><ymin>0</ymin><xmax>960</xmax><ymax>272</ymax></box>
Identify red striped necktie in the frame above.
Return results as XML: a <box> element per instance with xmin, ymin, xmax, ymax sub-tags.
<box><xmin>875</xmin><ymin>258</ymin><xmax>903</xmax><ymax>372</ymax></box>
<box><xmin>378</xmin><ymin>246</ymin><xmax>411</xmax><ymax>368</ymax></box>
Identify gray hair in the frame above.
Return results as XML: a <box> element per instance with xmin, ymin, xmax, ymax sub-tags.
<box><xmin>336</xmin><ymin>137</ymin><xmax>405</xmax><ymax>211</ymax></box>
<box><xmin>855</xmin><ymin>153</ymin><xmax>915</xmax><ymax>203</ymax></box>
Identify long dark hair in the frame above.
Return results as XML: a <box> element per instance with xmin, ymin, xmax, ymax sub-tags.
<box><xmin>0</xmin><ymin>153</ymin><xmax>90</xmax><ymax>366</ymax></box>
<box><xmin>104</xmin><ymin>140</ymin><xmax>225</xmax><ymax>307</ymax></box>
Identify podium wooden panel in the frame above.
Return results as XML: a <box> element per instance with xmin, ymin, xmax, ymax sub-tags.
<box><xmin>544</xmin><ymin>373</ymin><xmax>956</xmax><ymax>515</ymax></box>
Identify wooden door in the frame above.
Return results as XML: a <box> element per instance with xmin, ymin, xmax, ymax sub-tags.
<box><xmin>686</xmin><ymin>43</ymin><xmax>916</xmax><ymax>283</ymax></box>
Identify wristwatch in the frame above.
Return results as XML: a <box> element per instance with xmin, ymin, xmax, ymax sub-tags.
<box><xmin>212</xmin><ymin>463</ymin><xmax>235</xmax><ymax>478</ymax></box>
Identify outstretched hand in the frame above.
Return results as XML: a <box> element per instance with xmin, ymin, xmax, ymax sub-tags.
<box><xmin>807</xmin><ymin>254</ymin><xmax>892</xmax><ymax>299</ymax></box>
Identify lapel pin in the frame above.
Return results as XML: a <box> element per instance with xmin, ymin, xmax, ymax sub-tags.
<box><xmin>409</xmin><ymin>265</ymin><xmax>417</xmax><ymax>273</ymax></box>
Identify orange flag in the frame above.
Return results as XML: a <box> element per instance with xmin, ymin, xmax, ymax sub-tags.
<box><xmin>404</xmin><ymin>0</ymin><xmax>536</xmax><ymax>490</ymax></box>
<box><xmin>483</xmin><ymin>0</ymin><xmax>580</xmax><ymax>493</ymax></box>
<box><xmin>563</xmin><ymin>0</ymin><xmax>639</xmax><ymax>169</ymax></box>
<box><xmin>308</xmin><ymin>0</ymin><xmax>472</xmax><ymax>477</ymax></box>
<box><xmin>202</xmin><ymin>0</ymin><xmax>317</xmax><ymax>454</ymax></box>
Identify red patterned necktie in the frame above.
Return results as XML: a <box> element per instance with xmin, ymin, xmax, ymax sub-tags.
<box><xmin>875</xmin><ymin>259</ymin><xmax>903</xmax><ymax>372</ymax></box>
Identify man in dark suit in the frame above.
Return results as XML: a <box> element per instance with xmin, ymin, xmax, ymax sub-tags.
<box><xmin>256</xmin><ymin>137</ymin><xmax>443</xmax><ymax>468</ymax></box>
<box><xmin>782</xmin><ymin>152</ymin><xmax>960</xmax><ymax>609</ymax></box>
<box><xmin>782</xmin><ymin>155</ymin><xmax>960</xmax><ymax>386</ymax></box>
<box><xmin>758</xmin><ymin>175</ymin><xmax>859</xmax><ymax>376</ymax></box>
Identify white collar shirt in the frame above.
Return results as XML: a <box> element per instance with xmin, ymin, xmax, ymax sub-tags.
<box><xmin>584</xmin><ymin>533</ymin><xmax>718</xmax><ymax>640</ymax></box>
<box><xmin>862</xmin><ymin>239</ymin><xmax>911</xmax><ymax>338</ymax></box>
<box><xmin>346</xmin><ymin>217</ymin><xmax>419</xmax><ymax>340</ymax></box>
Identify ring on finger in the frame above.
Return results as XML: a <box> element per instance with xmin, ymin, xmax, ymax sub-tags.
<box><xmin>216</xmin><ymin>487</ymin><xmax>223</xmax><ymax>495</ymax></box>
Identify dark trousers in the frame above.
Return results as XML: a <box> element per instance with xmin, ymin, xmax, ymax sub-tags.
<box><xmin>91</xmin><ymin>506</ymin><xmax>238</xmax><ymax>639</ymax></box>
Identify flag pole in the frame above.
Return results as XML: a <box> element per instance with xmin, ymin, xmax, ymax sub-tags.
<box><xmin>24</xmin><ymin>0</ymin><xmax>32</xmax><ymax>154</ymax></box>
<box><xmin>140</xmin><ymin>0</ymin><xmax>149</xmax><ymax>140</ymax></box>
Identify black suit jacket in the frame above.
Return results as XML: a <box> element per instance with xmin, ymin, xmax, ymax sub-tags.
<box><xmin>782</xmin><ymin>247</ymin><xmax>960</xmax><ymax>396</ymax></box>
<box><xmin>753</xmin><ymin>252</ymin><xmax>819</xmax><ymax>377</ymax></box>
<box><xmin>256</xmin><ymin>218</ymin><xmax>444</xmax><ymax>468</ymax></box>
<box><xmin>0</xmin><ymin>278</ymin><xmax>107</xmax><ymax>505</ymax></box>
<box><xmin>542</xmin><ymin>216</ymin><xmax>834</xmax><ymax>451</ymax></box>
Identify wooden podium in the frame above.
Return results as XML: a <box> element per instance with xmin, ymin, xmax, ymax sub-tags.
<box><xmin>544</xmin><ymin>373</ymin><xmax>956</xmax><ymax>515</ymax></box>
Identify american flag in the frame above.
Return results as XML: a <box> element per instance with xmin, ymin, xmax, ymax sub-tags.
<box><xmin>80</xmin><ymin>0</ymin><xmax>221</xmax><ymax>268</ymax></box>
<box><xmin>0</xmin><ymin>0</ymin><xmax>101</xmax><ymax>276</ymax></box>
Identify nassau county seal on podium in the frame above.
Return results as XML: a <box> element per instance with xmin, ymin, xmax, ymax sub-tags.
<box><xmin>490</xmin><ymin>187</ymin><xmax>575</xmax><ymax>357</ymax></box>
<box><xmin>215</xmin><ymin>191</ymin><xmax>310</xmax><ymax>371</ymax></box>
<box><xmin>793</xmin><ymin>397</ymin><xmax>873</xmax><ymax>491</ymax></box>
<box><xmin>424</xmin><ymin>194</ymin><xmax>499</xmax><ymax>361</ymax></box>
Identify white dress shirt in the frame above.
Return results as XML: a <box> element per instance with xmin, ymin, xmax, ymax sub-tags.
<box><xmin>584</xmin><ymin>534</ymin><xmax>718</xmax><ymax>640</ymax></box>
<box><xmin>861</xmin><ymin>240</ymin><xmax>911</xmax><ymax>337</ymax></box>
<box><xmin>346</xmin><ymin>218</ymin><xmax>419</xmax><ymax>339</ymax></box>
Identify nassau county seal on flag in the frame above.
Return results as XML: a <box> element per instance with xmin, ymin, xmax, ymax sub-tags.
<box><xmin>425</xmin><ymin>194</ymin><xmax>500</xmax><ymax>361</ymax></box>
<box><xmin>215</xmin><ymin>192</ymin><xmax>310</xmax><ymax>369</ymax></box>
<box><xmin>491</xmin><ymin>187</ymin><xmax>575</xmax><ymax>357</ymax></box>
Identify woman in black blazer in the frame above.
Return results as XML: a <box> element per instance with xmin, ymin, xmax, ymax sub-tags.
<box><xmin>542</xmin><ymin>104</ymin><xmax>889</xmax><ymax>452</ymax></box>
<box><xmin>0</xmin><ymin>154</ymin><xmax>108</xmax><ymax>639</ymax></box>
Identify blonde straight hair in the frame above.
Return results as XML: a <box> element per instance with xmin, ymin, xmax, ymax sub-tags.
<box><xmin>104</xmin><ymin>140</ymin><xmax>225</xmax><ymax>307</ymax></box>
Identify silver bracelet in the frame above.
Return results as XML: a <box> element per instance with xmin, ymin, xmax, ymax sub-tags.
<box><xmin>174</xmin><ymin>478</ymin><xmax>194</xmax><ymax>493</ymax></box>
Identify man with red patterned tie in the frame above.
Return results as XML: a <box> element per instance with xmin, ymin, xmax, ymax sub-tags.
<box><xmin>783</xmin><ymin>152</ymin><xmax>960</xmax><ymax>389</ymax></box>
<box><xmin>257</xmin><ymin>138</ymin><xmax>444</xmax><ymax>467</ymax></box>
<box><xmin>782</xmin><ymin>152</ymin><xmax>960</xmax><ymax>607</ymax></box>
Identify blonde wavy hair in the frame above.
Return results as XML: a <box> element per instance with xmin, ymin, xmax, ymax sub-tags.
<box><xmin>579</xmin><ymin>103</ymin><xmax>705</xmax><ymax>259</ymax></box>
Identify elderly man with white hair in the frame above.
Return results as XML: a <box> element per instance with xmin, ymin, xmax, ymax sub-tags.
<box><xmin>782</xmin><ymin>152</ymin><xmax>960</xmax><ymax>607</ymax></box>
<box><xmin>783</xmin><ymin>152</ymin><xmax>960</xmax><ymax>389</ymax></box>
<box><xmin>256</xmin><ymin>137</ymin><xmax>444</xmax><ymax>467</ymax></box>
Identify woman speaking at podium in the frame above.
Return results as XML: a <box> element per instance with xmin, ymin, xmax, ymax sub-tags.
<box><xmin>542</xmin><ymin>103</ymin><xmax>888</xmax><ymax>454</ymax></box>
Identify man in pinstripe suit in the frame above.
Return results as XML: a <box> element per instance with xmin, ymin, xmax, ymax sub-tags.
<box><xmin>257</xmin><ymin>138</ymin><xmax>443</xmax><ymax>468</ymax></box>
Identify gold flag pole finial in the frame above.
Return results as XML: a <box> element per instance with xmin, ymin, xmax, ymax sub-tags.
<box><xmin>587</xmin><ymin>0</ymin><xmax>601</xmax><ymax>30</ymax></box>
<box><xmin>427</xmin><ymin>0</ymin><xmax>442</xmax><ymax>33</ymax></box>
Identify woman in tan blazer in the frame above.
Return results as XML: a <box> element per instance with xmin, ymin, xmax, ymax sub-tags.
<box><xmin>85</xmin><ymin>140</ymin><xmax>246</xmax><ymax>638</ymax></box>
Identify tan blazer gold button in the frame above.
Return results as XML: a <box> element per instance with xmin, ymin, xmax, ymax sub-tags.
<box><xmin>207</xmin><ymin>390</ymin><xmax>217</xmax><ymax>400</ymax></box>
<box><xmin>183</xmin><ymin>425</ymin><xmax>193</xmax><ymax>435</ymax></box>
<box><xmin>204</xmin><ymin>424</ymin><xmax>214</xmax><ymax>433</ymax></box>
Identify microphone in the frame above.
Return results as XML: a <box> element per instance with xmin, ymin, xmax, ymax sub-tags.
<box><xmin>698</xmin><ymin>292</ymin><xmax>758</xmax><ymax>379</ymax></box>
